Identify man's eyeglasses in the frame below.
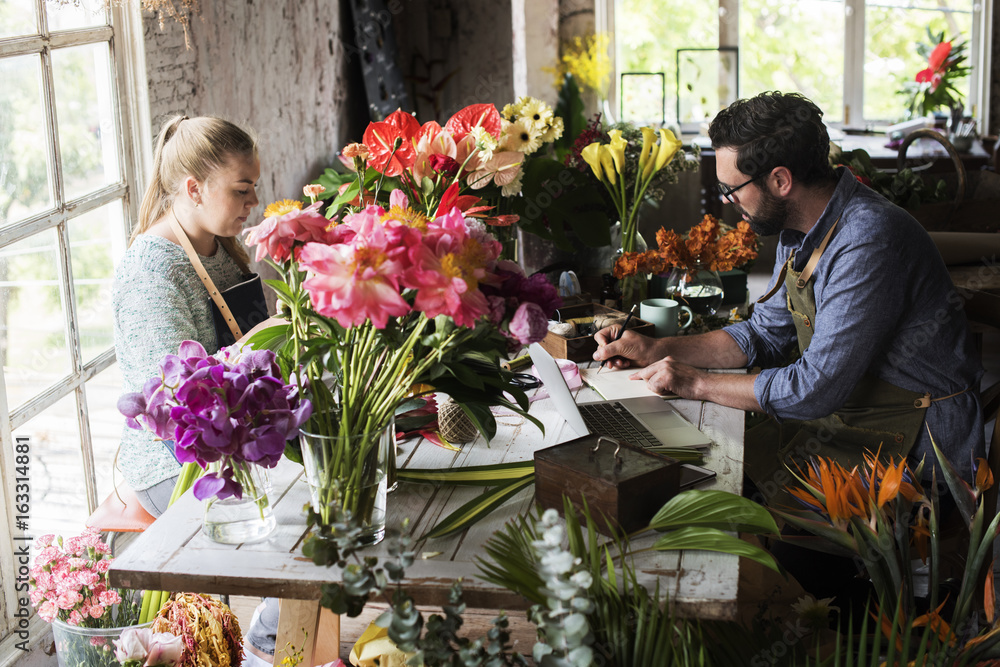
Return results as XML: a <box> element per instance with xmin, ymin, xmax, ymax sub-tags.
<box><xmin>717</xmin><ymin>173</ymin><xmax>763</xmax><ymax>203</ymax></box>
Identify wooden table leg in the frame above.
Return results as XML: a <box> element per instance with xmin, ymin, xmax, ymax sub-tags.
<box><xmin>275</xmin><ymin>600</ymin><xmax>341</xmax><ymax>665</ymax></box>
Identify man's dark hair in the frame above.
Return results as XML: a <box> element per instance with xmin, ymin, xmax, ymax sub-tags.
<box><xmin>708</xmin><ymin>91</ymin><xmax>835</xmax><ymax>187</ymax></box>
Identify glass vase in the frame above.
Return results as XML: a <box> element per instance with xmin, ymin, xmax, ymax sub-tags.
<box><xmin>202</xmin><ymin>462</ymin><xmax>276</xmax><ymax>545</ymax></box>
<box><xmin>51</xmin><ymin>619</ymin><xmax>152</xmax><ymax>667</ymax></box>
<box><xmin>610</xmin><ymin>221</ymin><xmax>649</xmax><ymax>312</ymax></box>
<box><xmin>299</xmin><ymin>420</ymin><xmax>393</xmax><ymax>546</ymax></box>
<box><xmin>664</xmin><ymin>260</ymin><xmax>725</xmax><ymax>316</ymax></box>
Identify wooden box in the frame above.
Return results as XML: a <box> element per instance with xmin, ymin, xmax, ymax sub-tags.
<box><xmin>534</xmin><ymin>434</ymin><xmax>681</xmax><ymax>536</ymax></box>
<box><xmin>540</xmin><ymin>303</ymin><xmax>654</xmax><ymax>362</ymax></box>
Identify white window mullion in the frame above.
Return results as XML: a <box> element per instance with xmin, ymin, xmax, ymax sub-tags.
<box><xmin>38</xmin><ymin>23</ymin><xmax>63</xmax><ymax>211</ymax></box>
<box><xmin>844</xmin><ymin>0</ymin><xmax>864</xmax><ymax>127</ymax></box>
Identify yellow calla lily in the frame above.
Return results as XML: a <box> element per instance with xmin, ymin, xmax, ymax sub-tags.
<box><xmin>637</xmin><ymin>127</ymin><xmax>657</xmax><ymax>176</ymax></box>
<box><xmin>654</xmin><ymin>128</ymin><xmax>683</xmax><ymax>172</ymax></box>
<box><xmin>607</xmin><ymin>129</ymin><xmax>627</xmax><ymax>174</ymax></box>
<box><xmin>598</xmin><ymin>145</ymin><xmax>617</xmax><ymax>186</ymax></box>
<box><xmin>581</xmin><ymin>142</ymin><xmax>604</xmax><ymax>181</ymax></box>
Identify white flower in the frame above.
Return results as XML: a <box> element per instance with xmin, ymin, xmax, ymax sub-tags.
<box><xmin>518</xmin><ymin>97</ymin><xmax>555</xmax><ymax>132</ymax></box>
<box><xmin>468</xmin><ymin>125</ymin><xmax>498</xmax><ymax>162</ymax></box>
<box><xmin>541</xmin><ymin>115</ymin><xmax>565</xmax><ymax>143</ymax></box>
<box><xmin>501</xmin><ymin>168</ymin><xmax>524</xmax><ymax>197</ymax></box>
<box><xmin>503</xmin><ymin>117</ymin><xmax>543</xmax><ymax>155</ymax></box>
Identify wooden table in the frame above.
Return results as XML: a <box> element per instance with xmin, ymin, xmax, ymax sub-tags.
<box><xmin>110</xmin><ymin>384</ymin><xmax>745</xmax><ymax>664</ymax></box>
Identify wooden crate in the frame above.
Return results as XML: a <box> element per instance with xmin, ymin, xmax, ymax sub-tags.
<box><xmin>540</xmin><ymin>303</ymin><xmax>654</xmax><ymax>362</ymax></box>
<box><xmin>534</xmin><ymin>435</ymin><xmax>680</xmax><ymax>536</ymax></box>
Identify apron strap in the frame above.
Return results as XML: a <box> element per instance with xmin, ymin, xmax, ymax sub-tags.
<box><xmin>913</xmin><ymin>386</ymin><xmax>973</xmax><ymax>409</ymax></box>
<box><xmin>168</xmin><ymin>211</ymin><xmax>244</xmax><ymax>343</ymax></box>
<box><xmin>756</xmin><ymin>217</ymin><xmax>840</xmax><ymax>304</ymax></box>
<box><xmin>796</xmin><ymin>219</ymin><xmax>839</xmax><ymax>288</ymax></box>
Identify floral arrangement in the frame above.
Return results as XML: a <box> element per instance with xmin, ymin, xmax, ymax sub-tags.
<box><xmin>243</xmin><ymin>184</ymin><xmax>560</xmax><ymax>529</ymax></box>
<box><xmin>117</xmin><ymin>343</ymin><xmax>311</xmax><ymax>502</ymax></box>
<box><xmin>545</xmin><ymin>32</ymin><xmax>612</xmax><ymax>98</ymax></box>
<box><xmin>29</xmin><ymin>528</ymin><xmax>138</xmax><ymax>627</ymax></box>
<box><xmin>614</xmin><ymin>214</ymin><xmax>758</xmax><ymax>280</ymax></box>
<box><xmin>777</xmin><ymin>439</ymin><xmax>1000</xmax><ymax>661</ymax></box>
<box><xmin>900</xmin><ymin>28</ymin><xmax>970</xmax><ymax>118</ymax></box>
<box><xmin>114</xmin><ymin>627</ymin><xmax>184</xmax><ymax>667</ymax></box>
<box><xmin>150</xmin><ymin>593</ymin><xmax>243</xmax><ymax>667</ymax></box>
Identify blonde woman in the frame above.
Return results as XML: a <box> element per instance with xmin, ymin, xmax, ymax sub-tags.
<box><xmin>112</xmin><ymin>115</ymin><xmax>277</xmax><ymax>666</ymax></box>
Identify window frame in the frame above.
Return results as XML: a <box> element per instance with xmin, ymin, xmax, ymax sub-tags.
<box><xmin>0</xmin><ymin>1</ymin><xmax>150</xmax><ymax>657</ymax></box>
<box><xmin>603</xmin><ymin>0</ymin><xmax>994</xmax><ymax>132</ymax></box>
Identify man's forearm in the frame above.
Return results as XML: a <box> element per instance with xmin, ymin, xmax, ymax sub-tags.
<box><xmin>659</xmin><ymin>329</ymin><xmax>750</xmax><ymax>369</ymax></box>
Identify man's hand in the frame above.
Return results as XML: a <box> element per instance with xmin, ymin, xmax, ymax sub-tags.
<box><xmin>592</xmin><ymin>327</ymin><xmax>664</xmax><ymax>368</ymax></box>
<box><xmin>629</xmin><ymin>358</ymin><xmax>705</xmax><ymax>398</ymax></box>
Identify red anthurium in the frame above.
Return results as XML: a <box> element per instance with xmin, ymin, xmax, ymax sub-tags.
<box><xmin>915</xmin><ymin>67</ymin><xmax>935</xmax><ymax>83</ymax></box>
<box><xmin>383</xmin><ymin>108</ymin><xmax>421</xmax><ymax>142</ymax></box>
<box><xmin>445</xmin><ymin>103</ymin><xmax>502</xmax><ymax>141</ymax></box>
<box><xmin>928</xmin><ymin>40</ymin><xmax>952</xmax><ymax>72</ymax></box>
<box><xmin>433</xmin><ymin>183</ymin><xmax>486</xmax><ymax>218</ymax></box>
<box><xmin>363</xmin><ymin>119</ymin><xmax>416</xmax><ymax>177</ymax></box>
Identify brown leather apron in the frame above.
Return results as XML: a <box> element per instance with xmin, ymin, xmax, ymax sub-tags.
<box><xmin>744</xmin><ymin>220</ymin><xmax>934</xmax><ymax>506</ymax></box>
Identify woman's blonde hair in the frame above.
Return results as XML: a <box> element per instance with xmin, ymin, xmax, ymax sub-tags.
<box><xmin>133</xmin><ymin>115</ymin><xmax>258</xmax><ymax>271</ymax></box>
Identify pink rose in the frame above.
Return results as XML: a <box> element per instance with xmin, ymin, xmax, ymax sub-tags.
<box><xmin>146</xmin><ymin>632</ymin><xmax>185</xmax><ymax>666</ymax></box>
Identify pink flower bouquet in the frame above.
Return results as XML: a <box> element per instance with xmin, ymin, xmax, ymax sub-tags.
<box><xmin>243</xmin><ymin>184</ymin><xmax>561</xmax><ymax>528</ymax></box>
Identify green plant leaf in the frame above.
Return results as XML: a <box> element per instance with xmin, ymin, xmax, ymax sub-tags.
<box><xmin>651</xmin><ymin>526</ymin><xmax>782</xmax><ymax>573</ymax></box>
<box><xmin>648</xmin><ymin>489</ymin><xmax>779</xmax><ymax>535</ymax></box>
<box><xmin>399</xmin><ymin>462</ymin><xmax>534</xmax><ymax>486</ymax></box>
<box><xmin>423</xmin><ymin>476</ymin><xmax>535</xmax><ymax>539</ymax></box>
<box><xmin>242</xmin><ymin>323</ymin><xmax>290</xmax><ymax>353</ymax></box>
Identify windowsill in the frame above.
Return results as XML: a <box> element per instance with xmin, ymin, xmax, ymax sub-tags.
<box><xmin>0</xmin><ymin>615</ymin><xmax>53</xmax><ymax>667</ymax></box>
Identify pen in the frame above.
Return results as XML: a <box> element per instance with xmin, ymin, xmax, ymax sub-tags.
<box><xmin>598</xmin><ymin>304</ymin><xmax>637</xmax><ymax>372</ymax></box>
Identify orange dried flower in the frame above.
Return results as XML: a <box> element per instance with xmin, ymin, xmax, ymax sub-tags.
<box><xmin>649</xmin><ymin>214</ymin><xmax>758</xmax><ymax>274</ymax></box>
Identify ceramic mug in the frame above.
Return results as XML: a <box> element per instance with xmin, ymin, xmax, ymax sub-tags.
<box><xmin>640</xmin><ymin>298</ymin><xmax>694</xmax><ymax>338</ymax></box>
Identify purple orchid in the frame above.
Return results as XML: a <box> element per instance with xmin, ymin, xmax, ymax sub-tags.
<box><xmin>119</xmin><ymin>342</ymin><xmax>312</xmax><ymax>500</ymax></box>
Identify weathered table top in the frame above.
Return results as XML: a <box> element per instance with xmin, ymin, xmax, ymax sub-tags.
<box><xmin>110</xmin><ymin>383</ymin><xmax>745</xmax><ymax>621</ymax></box>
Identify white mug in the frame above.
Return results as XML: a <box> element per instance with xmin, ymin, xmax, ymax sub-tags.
<box><xmin>640</xmin><ymin>298</ymin><xmax>694</xmax><ymax>338</ymax></box>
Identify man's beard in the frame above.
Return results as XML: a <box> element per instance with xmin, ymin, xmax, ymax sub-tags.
<box><xmin>737</xmin><ymin>189</ymin><xmax>788</xmax><ymax>237</ymax></box>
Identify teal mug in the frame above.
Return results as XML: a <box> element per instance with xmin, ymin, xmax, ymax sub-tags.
<box><xmin>640</xmin><ymin>298</ymin><xmax>694</xmax><ymax>337</ymax></box>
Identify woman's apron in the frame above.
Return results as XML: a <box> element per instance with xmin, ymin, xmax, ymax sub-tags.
<box><xmin>744</xmin><ymin>219</ymin><xmax>939</xmax><ymax>505</ymax></box>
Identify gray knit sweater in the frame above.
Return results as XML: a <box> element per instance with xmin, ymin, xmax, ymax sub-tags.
<box><xmin>113</xmin><ymin>234</ymin><xmax>244</xmax><ymax>491</ymax></box>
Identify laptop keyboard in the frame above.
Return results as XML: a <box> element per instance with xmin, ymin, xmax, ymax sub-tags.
<box><xmin>578</xmin><ymin>402</ymin><xmax>662</xmax><ymax>449</ymax></box>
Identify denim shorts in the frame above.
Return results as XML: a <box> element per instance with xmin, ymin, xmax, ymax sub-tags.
<box><xmin>133</xmin><ymin>476</ymin><xmax>178</xmax><ymax>518</ymax></box>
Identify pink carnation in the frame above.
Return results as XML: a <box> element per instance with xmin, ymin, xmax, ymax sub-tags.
<box><xmin>68</xmin><ymin>610</ymin><xmax>84</xmax><ymax>626</ymax></box>
<box><xmin>36</xmin><ymin>534</ymin><xmax>55</xmax><ymax>548</ymax></box>
<box><xmin>98</xmin><ymin>590</ymin><xmax>120</xmax><ymax>606</ymax></box>
<box><xmin>244</xmin><ymin>202</ymin><xmax>332</xmax><ymax>263</ymax></box>
<box><xmin>88</xmin><ymin>603</ymin><xmax>105</xmax><ymax>619</ymax></box>
<box><xmin>37</xmin><ymin>601</ymin><xmax>58</xmax><ymax>623</ymax></box>
<box><xmin>35</xmin><ymin>546</ymin><xmax>60</xmax><ymax>567</ymax></box>
<box><xmin>94</xmin><ymin>559</ymin><xmax>111</xmax><ymax>573</ymax></box>
<box><xmin>56</xmin><ymin>589</ymin><xmax>82</xmax><ymax>610</ymax></box>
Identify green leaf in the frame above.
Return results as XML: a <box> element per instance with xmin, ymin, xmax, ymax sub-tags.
<box><xmin>399</xmin><ymin>462</ymin><xmax>534</xmax><ymax>486</ymax></box>
<box><xmin>651</xmin><ymin>526</ymin><xmax>782</xmax><ymax>573</ymax></box>
<box><xmin>423</xmin><ymin>476</ymin><xmax>535</xmax><ymax>539</ymax></box>
<box><xmin>648</xmin><ymin>489</ymin><xmax>778</xmax><ymax>535</ymax></box>
<box><xmin>242</xmin><ymin>323</ymin><xmax>290</xmax><ymax>353</ymax></box>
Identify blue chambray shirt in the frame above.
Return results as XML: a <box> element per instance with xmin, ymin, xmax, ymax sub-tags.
<box><xmin>724</xmin><ymin>168</ymin><xmax>984</xmax><ymax>480</ymax></box>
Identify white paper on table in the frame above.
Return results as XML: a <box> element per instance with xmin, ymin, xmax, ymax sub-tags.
<box><xmin>579</xmin><ymin>366</ymin><xmax>663</xmax><ymax>400</ymax></box>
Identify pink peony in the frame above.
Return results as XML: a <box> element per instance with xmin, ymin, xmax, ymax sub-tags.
<box><xmin>509</xmin><ymin>302</ymin><xmax>549</xmax><ymax>344</ymax></box>
<box><xmin>244</xmin><ymin>202</ymin><xmax>332</xmax><ymax>263</ymax></box>
<box><xmin>298</xmin><ymin>211</ymin><xmax>412</xmax><ymax>328</ymax></box>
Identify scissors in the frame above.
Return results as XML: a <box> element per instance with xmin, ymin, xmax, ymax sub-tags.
<box><xmin>509</xmin><ymin>373</ymin><xmax>542</xmax><ymax>390</ymax></box>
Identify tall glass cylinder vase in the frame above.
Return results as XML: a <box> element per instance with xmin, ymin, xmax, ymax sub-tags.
<box><xmin>664</xmin><ymin>260</ymin><xmax>725</xmax><ymax>316</ymax></box>
<box><xmin>202</xmin><ymin>462</ymin><xmax>276</xmax><ymax>545</ymax></box>
<box><xmin>51</xmin><ymin>619</ymin><xmax>152</xmax><ymax>667</ymax></box>
<box><xmin>610</xmin><ymin>221</ymin><xmax>649</xmax><ymax>312</ymax></box>
<box><xmin>299</xmin><ymin>421</ymin><xmax>393</xmax><ymax>546</ymax></box>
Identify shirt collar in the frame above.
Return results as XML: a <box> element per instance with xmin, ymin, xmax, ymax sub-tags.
<box><xmin>777</xmin><ymin>167</ymin><xmax>857</xmax><ymax>257</ymax></box>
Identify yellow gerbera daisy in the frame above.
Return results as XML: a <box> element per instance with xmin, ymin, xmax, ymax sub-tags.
<box><xmin>540</xmin><ymin>116</ymin><xmax>564</xmax><ymax>143</ymax></box>
<box><xmin>519</xmin><ymin>97</ymin><xmax>554</xmax><ymax>132</ymax></box>
<box><xmin>503</xmin><ymin>118</ymin><xmax>543</xmax><ymax>155</ymax></box>
<box><xmin>263</xmin><ymin>199</ymin><xmax>303</xmax><ymax>218</ymax></box>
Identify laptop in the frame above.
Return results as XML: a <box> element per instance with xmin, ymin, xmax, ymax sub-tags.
<box><xmin>527</xmin><ymin>343</ymin><xmax>714</xmax><ymax>451</ymax></box>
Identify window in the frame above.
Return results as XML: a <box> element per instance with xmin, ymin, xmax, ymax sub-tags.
<box><xmin>611</xmin><ymin>0</ymin><xmax>989</xmax><ymax>129</ymax></box>
<box><xmin>0</xmin><ymin>0</ymin><xmax>149</xmax><ymax>653</ymax></box>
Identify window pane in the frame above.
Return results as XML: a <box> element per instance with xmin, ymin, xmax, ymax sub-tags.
<box><xmin>46</xmin><ymin>0</ymin><xmax>107</xmax><ymax>31</ymax></box>
<box><xmin>0</xmin><ymin>0</ymin><xmax>37</xmax><ymax>38</ymax></box>
<box><xmin>864</xmin><ymin>0</ymin><xmax>974</xmax><ymax>122</ymax></box>
<box><xmin>0</xmin><ymin>54</ymin><xmax>53</xmax><ymax>226</ymax></box>
<box><xmin>13</xmin><ymin>393</ymin><xmax>90</xmax><ymax>539</ymax></box>
<box><xmin>616</xmin><ymin>0</ymin><xmax>718</xmax><ymax>126</ymax></box>
<box><xmin>740</xmin><ymin>0</ymin><xmax>845</xmax><ymax>123</ymax></box>
<box><xmin>0</xmin><ymin>229</ymin><xmax>71</xmax><ymax>411</ymax></box>
<box><xmin>86</xmin><ymin>362</ymin><xmax>124</xmax><ymax>506</ymax></box>
<box><xmin>70</xmin><ymin>200</ymin><xmax>125</xmax><ymax>363</ymax></box>
<box><xmin>52</xmin><ymin>43</ymin><xmax>121</xmax><ymax>201</ymax></box>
